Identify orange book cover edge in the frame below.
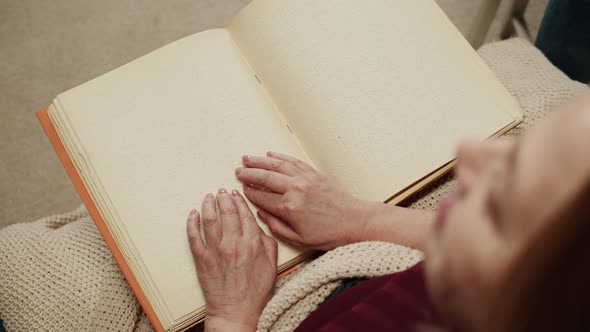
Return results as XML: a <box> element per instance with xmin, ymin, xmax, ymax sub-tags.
<box><xmin>36</xmin><ymin>108</ymin><xmax>166</xmax><ymax>332</ymax></box>
<box><xmin>37</xmin><ymin>107</ymin><xmax>303</xmax><ymax>331</ymax></box>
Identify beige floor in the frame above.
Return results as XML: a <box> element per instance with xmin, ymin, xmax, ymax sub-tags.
<box><xmin>0</xmin><ymin>0</ymin><xmax>547</xmax><ymax>228</ymax></box>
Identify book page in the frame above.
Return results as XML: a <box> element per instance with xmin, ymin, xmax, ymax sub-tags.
<box><xmin>54</xmin><ymin>29</ymin><xmax>305</xmax><ymax>326</ymax></box>
<box><xmin>228</xmin><ymin>0</ymin><xmax>522</xmax><ymax>201</ymax></box>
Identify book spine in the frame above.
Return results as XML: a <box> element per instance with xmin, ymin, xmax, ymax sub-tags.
<box><xmin>36</xmin><ymin>108</ymin><xmax>166</xmax><ymax>332</ymax></box>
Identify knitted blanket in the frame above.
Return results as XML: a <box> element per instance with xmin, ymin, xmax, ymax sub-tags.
<box><xmin>0</xmin><ymin>39</ymin><xmax>586</xmax><ymax>332</ymax></box>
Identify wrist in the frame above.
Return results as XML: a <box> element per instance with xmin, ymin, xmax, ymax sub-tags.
<box><xmin>341</xmin><ymin>199</ymin><xmax>384</xmax><ymax>245</ymax></box>
<box><xmin>354</xmin><ymin>200</ymin><xmax>388</xmax><ymax>243</ymax></box>
<box><xmin>205</xmin><ymin>315</ymin><xmax>257</xmax><ymax>332</ymax></box>
<box><xmin>355</xmin><ymin>203</ymin><xmax>434</xmax><ymax>250</ymax></box>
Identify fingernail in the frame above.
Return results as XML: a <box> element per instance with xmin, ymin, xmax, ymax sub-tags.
<box><xmin>206</xmin><ymin>193</ymin><xmax>214</xmax><ymax>199</ymax></box>
<box><xmin>242</xmin><ymin>155</ymin><xmax>251</xmax><ymax>162</ymax></box>
<box><xmin>266</xmin><ymin>151</ymin><xmax>273</xmax><ymax>157</ymax></box>
<box><xmin>218</xmin><ymin>188</ymin><xmax>227</xmax><ymax>194</ymax></box>
<box><xmin>190</xmin><ymin>208</ymin><xmax>196</xmax><ymax>215</ymax></box>
<box><xmin>235</xmin><ymin>167</ymin><xmax>242</xmax><ymax>175</ymax></box>
<box><xmin>231</xmin><ymin>189</ymin><xmax>239</xmax><ymax>197</ymax></box>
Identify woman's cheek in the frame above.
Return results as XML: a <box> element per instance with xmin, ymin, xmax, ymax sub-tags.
<box><xmin>425</xmin><ymin>198</ymin><xmax>476</xmax><ymax>294</ymax></box>
<box><xmin>425</xmin><ymin>237</ymin><xmax>467</xmax><ymax>327</ymax></box>
<box><xmin>428</xmin><ymin>202</ymin><xmax>476</xmax><ymax>283</ymax></box>
<box><xmin>424</xmin><ymin>226</ymin><xmax>453</xmax><ymax>300</ymax></box>
<box><xmin>424</xmin><ymin>243</ymin><xmax>445</xmax><ymax>304</ymax></box>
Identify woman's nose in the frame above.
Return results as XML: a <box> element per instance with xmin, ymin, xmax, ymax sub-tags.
<box><xmin>454</xmin><ymin>140</ymin><xmax>488</xmax><ymax>196</ymax></box>
<box><xmin>456</xmin><ymin>138</ymin><xmax>513</xmax><ymax>178</ymax></box>
<box><xmin>456</xmin><ymin>139</ymin><xmax>490</xmax><ymax>175</ymax></box>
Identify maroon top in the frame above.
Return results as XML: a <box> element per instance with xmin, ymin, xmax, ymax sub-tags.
<box><xmin>295</xmin><ymin>262</ymin><xmax>440</xmax><ymax>332</ymax></box>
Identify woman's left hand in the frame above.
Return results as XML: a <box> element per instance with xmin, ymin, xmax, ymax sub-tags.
<box><xmin>187</xmin><ymin>189</ymin><xmax>278</xmax><ymax>332</ymax></box>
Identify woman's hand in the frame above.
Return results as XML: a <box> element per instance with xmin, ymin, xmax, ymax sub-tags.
<box><xmin>235</xmin><ymin>151</ymin><xmax>376</xmax><ymax>251</ymax></box>
<box><xmin>186</xmin><ymin>189</ymin><xmax>278</xmax><ymax>332</ymax></box>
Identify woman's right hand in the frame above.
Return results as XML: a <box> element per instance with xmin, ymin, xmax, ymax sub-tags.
<box><xmin>235</xmin><ymin>151</ymin><xmax>378</xmax><ymax>251</ymax></box>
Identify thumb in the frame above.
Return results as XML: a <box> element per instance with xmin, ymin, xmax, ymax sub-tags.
<box><xmin>257</xmin><ymin>209</ymin><xmax>299</xmax><ymax>242</ymax></box>
<box><xmin>262</xmin><ymin>235</ymin><xmax>279</xmax><ymax>268</ymax></box>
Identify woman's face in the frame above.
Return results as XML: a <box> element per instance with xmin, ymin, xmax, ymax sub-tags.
<box><xmin>424</xmin><ymin>92</ymin><xmax>590</xmax><ymax>330</ymax></box>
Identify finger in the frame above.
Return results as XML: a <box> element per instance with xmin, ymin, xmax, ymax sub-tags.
<box><xmin>262</xmin><ymin>235</ymin><xmax>279</xmax><ymax>269</ymax></box>
<box><xmin>235</xmin><ymin>167</ymin><xmax>290</xmax><ymax>193</ymax></box>
<box><xmin>257</xmin><ymin>209</ymin><xmax>299</xmax><ymax>242</ymax></box>
<box><xmin>242</xmin><ymin>155</ymin><xmax>300</xmax><ymax>176</ymax></box>
<box><xmin>201</xmin><ymin>193</ymin><xmax>222</xmax><ymax>247</ymax></box>
<box><xmin>216</xmin><ymin>188</ymin><xmax>242</xmax><ymax>237</ymax></box>
<box><xmin>243</xmin><ymin>184</ymin><xmax>284</xmax><ymax>216</ymax></box>
<box><xmin>186</xmin><ymin>209</ymin><xmax>205</xmax><ymax>256</ymax></box>
<box><xmin>267</xmin><ymin>151</ymin><xmax>314</xmax><ymax>172</ymax></box>
<box><xmin>230</xmin><ymin>189</ymin><xmax>261</xmax><ymax>239</ymax></box>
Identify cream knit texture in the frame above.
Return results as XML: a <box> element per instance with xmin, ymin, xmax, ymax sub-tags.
<box><xmin>258</xmin><ymin>242</ymin><xmax>423</xmax><ymax>331</ymax></box>
<box><xmin>0</xmin><ymin>205</ymin><xmax>153</xmax><ymax>332</ymax></box>
<box><xmin>0</xmin><ymin>38</ymin><xmax>587</xmax><ymax>332</ymax></box>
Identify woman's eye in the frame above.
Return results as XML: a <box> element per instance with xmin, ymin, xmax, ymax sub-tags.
<box><xmin>488</xmin><ymin>195</ymin><xmax>502</xmax><ymax>225</ymax></box>
<box><xmin>486</xmin><ymin>180</ymin><xmax>505</xmax><ymax>229</ymax></box>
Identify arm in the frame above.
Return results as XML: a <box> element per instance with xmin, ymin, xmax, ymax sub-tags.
<box><xmin>359</xmin><ymin>202</ymin><xmax>434</xmax><ymax>250</ymax></box>
<box><xmin>236</xmin><ymin>151</ymin><xmax>434</xmax><ymax>251</ymax></box>
<box><xmin>203</xmin><ymin>317</ymin><xmax>256</xmax><ymax>332</ymax></box>
<box><xmin>205</xmin><ymin>315</ymin><xmax>256</xmax><ymax>332</ymax></box>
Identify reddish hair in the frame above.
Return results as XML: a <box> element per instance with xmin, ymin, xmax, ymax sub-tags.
<box><xmin>482</xmin><ymin>178</ymin><xmax>590</xmax><ymax>331</ymax></box>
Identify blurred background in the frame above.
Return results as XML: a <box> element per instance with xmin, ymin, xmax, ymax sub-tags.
<box><xmin>0</xmin><ymin>0</ymin><xmax>549</xmax><ymax>228</ymax></box>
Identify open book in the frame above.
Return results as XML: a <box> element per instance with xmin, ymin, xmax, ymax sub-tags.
<box><xmin>38</xmin><ymin>0</ymin><xmax>522</xmax><ymax>331</ymax></box>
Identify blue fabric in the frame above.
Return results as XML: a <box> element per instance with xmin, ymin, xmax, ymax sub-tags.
<box><xmin>535</xmin><ymin>0</ymin><xmax>590</xmax><ymax>83</ymax></box>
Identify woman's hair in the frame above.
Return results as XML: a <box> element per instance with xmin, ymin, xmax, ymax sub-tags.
<box><xmin>482</xmin><ymin>176</ymin><xmax>590</xmax><ymax>331</ymax></box>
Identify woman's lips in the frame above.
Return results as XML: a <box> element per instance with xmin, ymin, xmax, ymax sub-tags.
<box><xmin>436</xmin><ymin>193</ymin><xmax>453</xmax><ymax>228</ymax></box>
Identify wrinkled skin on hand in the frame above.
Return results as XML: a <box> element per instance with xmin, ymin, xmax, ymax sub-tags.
<box><xmin>235</xmin><ymin>151</ymin><xmax>373</xmax><ymax>251</ymax></box>
<box><xmin>187</xmin><ymin>189</ymin><xmax>278</xmax><ymax>331</ymax></box>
